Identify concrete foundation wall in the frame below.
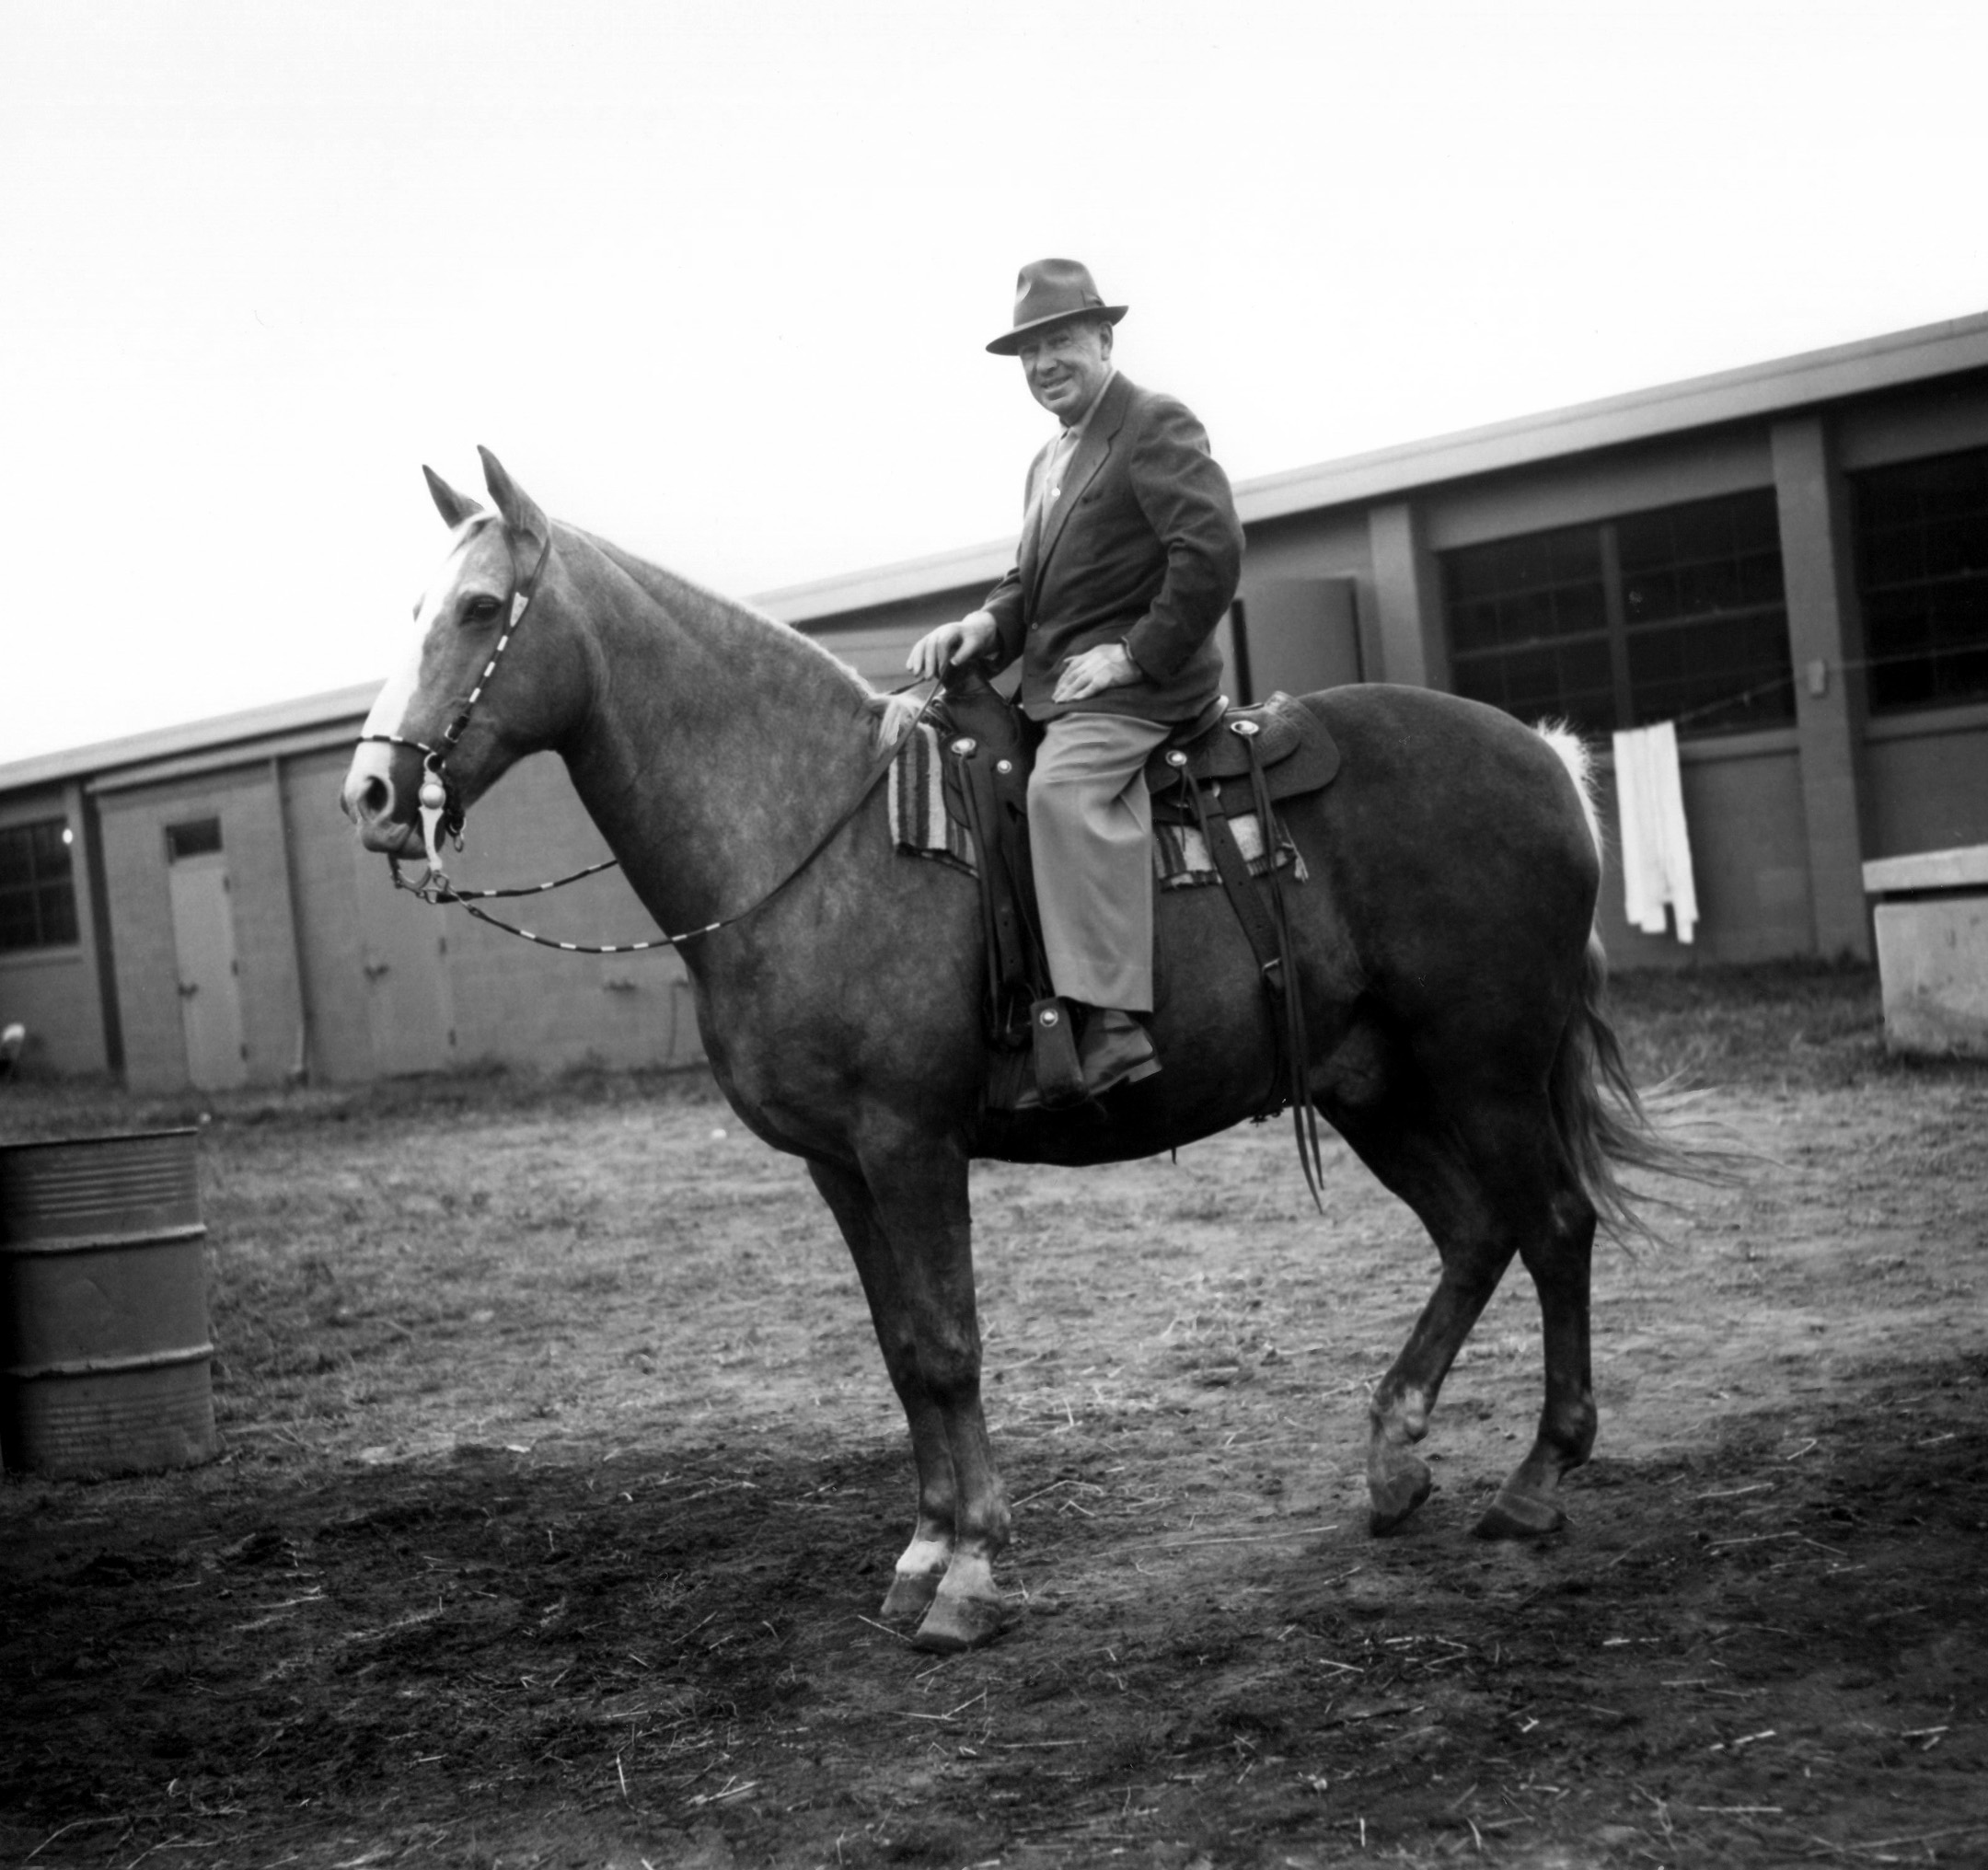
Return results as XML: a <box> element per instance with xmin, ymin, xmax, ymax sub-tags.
<box><xmin>1871</xmin><ymin>899</ymin><xmax>1988</xmax><ymax>1055</ymax></box>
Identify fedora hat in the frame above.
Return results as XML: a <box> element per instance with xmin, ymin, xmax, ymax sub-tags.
<box><xmin>986</xmin><ymin>258</ymin><xmax>1127</xmax><ymax>355</ymax></box>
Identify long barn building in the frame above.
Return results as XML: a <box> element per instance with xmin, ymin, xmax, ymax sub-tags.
<box><xmin>6</xmin><ymin>313</ymin><xmax>1987</xmax><ymax>1091</ymax></box>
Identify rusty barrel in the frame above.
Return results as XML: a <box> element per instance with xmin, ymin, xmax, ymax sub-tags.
<box><xmin>0</xmin><ymin>1128</ymin><xmax>218</xmax><ymax>1476</ymax></box>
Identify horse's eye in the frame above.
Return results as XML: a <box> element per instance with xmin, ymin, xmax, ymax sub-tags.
<box><xmin>464</xmin><ymin>595</ymin><xmax>502</xmax><ymax>623</ymax></box>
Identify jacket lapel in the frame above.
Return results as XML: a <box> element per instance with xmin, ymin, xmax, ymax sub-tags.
<box><xmin>1018</xmin><ymin>434</ymin><xmax>1058</xmax><ymax>595</ymax></box>
<box><xmin>1031</xmin><ymin>373</ymin><xmax>1133</xmax><ymax>598</ymax></box>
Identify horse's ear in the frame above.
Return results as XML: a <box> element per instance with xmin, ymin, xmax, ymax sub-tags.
<box><xmin>477</xmin><ymin>447</ymin><xmax>549</xmax><ymax>554</ymax></box>
<box><xmin>423</xmin><ymin>466</ymin><xmax>485</xmax><ymax>529</ymax></box>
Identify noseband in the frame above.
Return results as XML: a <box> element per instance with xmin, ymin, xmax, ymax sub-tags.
<box><xmin>357</xmin><ymin>525</ymin><xmax>553</xmax><ymax>877</ymax></box>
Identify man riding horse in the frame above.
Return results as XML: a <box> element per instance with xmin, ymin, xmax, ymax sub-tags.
<box><xmin>908</xmin><ymin>259</ymin><xmax>1245</xmax><ymax>1105</ymax></box>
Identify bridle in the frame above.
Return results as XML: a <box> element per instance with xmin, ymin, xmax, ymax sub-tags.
<box><xmin>356</xmin><ymin>522</ymin><xmax>554</xmax><ymax>880</ymax></box>
<box><xmin>354</xmin><ymin>522</ymin><xmax>938</xmax><ymax>955</ymax></box>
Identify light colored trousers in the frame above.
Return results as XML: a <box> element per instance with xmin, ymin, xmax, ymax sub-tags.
<box><xmin>1027</xmin><ymin>711</ymin><xmax>1174</xmax><ymax>1012</ymax></box>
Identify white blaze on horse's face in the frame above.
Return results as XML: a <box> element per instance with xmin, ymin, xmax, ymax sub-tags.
<box><xmin>342</xmin><ymin>515</ymin><xmax>514</xmax><ymax>853</ymax></box>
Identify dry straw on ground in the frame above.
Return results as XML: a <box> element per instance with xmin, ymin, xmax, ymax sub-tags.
<box><xmin>2</xmin><ymin>963</ymin><xmax>1984</xmax><ymax>1868</ymax></box>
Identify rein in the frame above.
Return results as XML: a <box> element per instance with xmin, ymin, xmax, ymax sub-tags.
<box><xmin>397</xmin><ymin>707</ymin><xmax>929</xmax><ymax>955</ymax></box>
<box><xmin>359</xmin><ymin>525</ymin><xmax>940</xmax><ymax>953</ymax></box>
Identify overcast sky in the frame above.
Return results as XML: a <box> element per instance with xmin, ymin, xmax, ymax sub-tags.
<box><xmin>5</xmin><ymin>0</ymin><xmax>1986</xmax><ymax>765</ymax></box>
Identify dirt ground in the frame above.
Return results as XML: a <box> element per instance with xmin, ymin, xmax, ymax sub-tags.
<box><xmin>1</xmin><ymin>964</ymin><xmax>1983</xmax><ymax>1869</ymax></box>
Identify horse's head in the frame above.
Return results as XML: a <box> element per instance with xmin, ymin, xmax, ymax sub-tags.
<box><xmin>342</xmin><ymin>449</ymin><xmax>587</xmax><ymax>860</ymax></box>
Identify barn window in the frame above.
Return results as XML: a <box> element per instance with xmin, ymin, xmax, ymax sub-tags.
<box><xmin>0</xmin><ymin>818</ymin><xmax>79</xmax><ymax>952</ymax></box>
<box><xmin>1442</xmin><ymin>489</ymin><xmax>1796</xmax><ymax>738</ymax></box>
<box><xmin>165</xmin><ymin>818</ymin><xmax>224</xmax><ymax>862</ymax></box>
<box><xmin>1853</xmin><ymin>447</ymin><xmax>1988</xmax><ymax>712</ymax></box>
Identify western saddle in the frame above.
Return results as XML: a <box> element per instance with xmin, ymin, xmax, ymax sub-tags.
<box><xmin>930</xmin><ymin>670</ymin><xmax>1339</xmax><ymax>1188</ymax></box>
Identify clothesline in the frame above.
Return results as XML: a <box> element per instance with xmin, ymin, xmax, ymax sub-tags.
<box><xmin>1611</xmin><ymin>641</ymin><xmax>1979</xmax><ymax>737</ymax></box>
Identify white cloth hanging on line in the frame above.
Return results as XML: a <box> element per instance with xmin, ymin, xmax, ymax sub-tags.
<box><xmin>1612</xmin><ymin>721</ymin><xmax>1698</xmax><ymax>943</ymax></box>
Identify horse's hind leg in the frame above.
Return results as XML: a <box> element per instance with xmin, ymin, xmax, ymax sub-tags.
<box><xmin>1326</xmin><ymin>1082</ymin><xmax>1597</xmax><ymax>1539</ymax></box>
<box><xmin>1477</xmin><ymin>1154</ymin><xmax>1600</xmax><ymax>1539</ymax></box>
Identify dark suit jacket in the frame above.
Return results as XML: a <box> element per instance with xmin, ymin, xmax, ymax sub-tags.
<box><xmin>980</xmin><ymin>372</ymin><xmax>1244</xmax><ymax>724</ymax></box>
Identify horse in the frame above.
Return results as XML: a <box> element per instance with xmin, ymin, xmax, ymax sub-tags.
<box><xmin>343</xmin><ymin>449</ymin><xmax>1679</xmax><ymax>1654</ymax></box>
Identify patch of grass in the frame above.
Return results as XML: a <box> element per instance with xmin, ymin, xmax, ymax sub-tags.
<box><xmin>1602</xmin><ymin>957</ymin><xmax>1895</xmax><ymax>1091</ymax></box>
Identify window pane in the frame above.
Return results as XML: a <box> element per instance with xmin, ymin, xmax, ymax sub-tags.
<box><xmin>1628</xmin><ymin>614</ymin><xmax>1797</xmax><ymax>731</ymax></box>
<box><xmin>1617</xmin><ymin>490</ymin><xmax>1792</xmax><ymax>733</ymax></box>
<box><xmin>1442</xmin><ymin>520</ymin><xmax>1612</xmax><ymax>730</ymax></box>
<box><xmin>0</xmin><ymin>817</ymin><xmax>80</xmax><ymax>951</ymax></box>
<box><xmin>29</xmin><ymin>820</ymin><xmax>72</xmax><ymax>880</ymax></box>
<box><xmin>37</xmin><ymin>884</ymin><xmax>78</xmax><ymax>946</ymax></box>
<box><xmin>1553</xmin><ymin>581</ymin><xmax>1608</xmax><ymax>635</ymax></box>
<box><xmin>1624</xmin><ymin>567</ymin><xmax>1678</xmax><ymax>624</ymax></box>
<box><xmin>0</xmin><ymin>828</ymin><xmax>31</xmax><ymax>889</ymax></box>
<box><xmin>0</xmin><ymin>894</ymin><xmax>39</xmax><ymax>951</ymax></box>
<box><xmin>1855</xmin><ymin>448</ymin><xmax>1988</xmax><ymax>713</ymax></box>
<box><xmin>166</xmin><ymin>818</ymin><xmax>224</xmax><ymax>862</ymax></box>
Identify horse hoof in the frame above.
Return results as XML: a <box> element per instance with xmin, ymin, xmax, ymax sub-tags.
<box><xmin>1367</xmin><ymin>1463</ymin><xmax>1432</xmax><ymax>1536</ymax></box>
<box><xmin>1473</xmin><ymin>1489</ymin><xmax>1566</xmax><ymax>1541</ymax></box>
<box><xmin>880</xmin><ymin>1570</ymin><xmax>942</xmax><ymax>1621</ymax></box>
<box><xmin>910</xmin><ymin>1591</ymin><xmax>1011</xmax><ymax>1654</ymax></box>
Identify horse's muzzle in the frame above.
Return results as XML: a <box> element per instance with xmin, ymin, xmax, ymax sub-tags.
<box><xmin>341</xmin><ymin>749</ymin><xmax>422</xmax><ymax>855</ymax></box>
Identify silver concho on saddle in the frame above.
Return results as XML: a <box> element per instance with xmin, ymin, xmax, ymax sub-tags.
<box><xmin>887</xmin><ymin>674</ymin><xmax>1341</xmax><ymax>1119</ymax></box>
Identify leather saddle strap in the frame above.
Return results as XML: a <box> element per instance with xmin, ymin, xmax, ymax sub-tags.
<box><xmin>1244</xmin><ymin>739</ymin><xmax>1328</xmax><ymax>1205</ymax></box>
<box><xmin>953</xmin><ymin>742</ymin><xmax>1033</xmax><ymax>1034</ymax></box>
<box><xmin>1186</xmin><ymin>772</ymin><xmax>1325</xmax><ymax>1212</ymax></box>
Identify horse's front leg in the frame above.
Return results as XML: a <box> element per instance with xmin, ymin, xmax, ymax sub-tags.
<box><xmin>807</xmin><ymin>1149</ymin><xmax>1011</xmax><ymax>1651</ymax></box>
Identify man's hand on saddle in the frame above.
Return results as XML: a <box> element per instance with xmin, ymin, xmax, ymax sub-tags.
<box><xmin>907</xmin><ymin>612</ymin><xmax>1000</xmax><ymax>683</ymax></box>
<box><xmin>1052</xmin><ymin>641</ymin><xmax>1140</xmax><ymax>704</ymax></box>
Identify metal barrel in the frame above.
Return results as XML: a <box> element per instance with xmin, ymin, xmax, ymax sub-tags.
<box><xmin>0</xmin><ymin>1128</ymin><xmax>219</xmax><ymax>1477</ymax></box>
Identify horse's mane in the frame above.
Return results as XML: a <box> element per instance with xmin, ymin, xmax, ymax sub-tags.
<box><xmin>571</xmin><ymin>525</ymin><xmax>920</xmax><ymax>751</ymax></box>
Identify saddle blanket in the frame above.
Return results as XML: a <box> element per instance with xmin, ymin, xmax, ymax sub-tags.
<box><xmin>887</xmin><ymin>722</ymin><xmax>1304</xmax><ymax>891</ymax></box>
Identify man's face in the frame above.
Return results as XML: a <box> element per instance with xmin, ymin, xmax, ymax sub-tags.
<box><xmin>1018</xmin><ymin>317</ymin><xmax>1113</xmax><ymax>426</ymax></box>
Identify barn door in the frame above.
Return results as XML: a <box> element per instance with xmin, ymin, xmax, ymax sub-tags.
<box><xmin>350</xmin><ymin>845</ymin><xmax>457</xmax><ymax>1076</ymax></box>
<box><xmin>166</xmin><ymin>824</ymin><xmax>248</xmax><ymax>1090</ymax></box>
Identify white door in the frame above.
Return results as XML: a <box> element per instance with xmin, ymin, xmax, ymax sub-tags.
<box><xmin>351</xmin><ymin>845</ymin><xmax>457</xmax><ymax>1076</ymax></box>
<box><xmin>168</xmin><ymin>853</ymin><xmax>249</xmax><ymax>1089</ymax></box>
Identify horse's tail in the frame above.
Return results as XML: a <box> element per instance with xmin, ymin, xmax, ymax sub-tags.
<box><xmin>1549</xmin><ymin>931</ymin><xmax>1702</xmax><ymax>1241</ymax></box>
<box><xmin>1532</xmin><ymin>719</ymin><xmax>1728</xmax><ymax>1241</ymax></box>
<box><xmin>1533</xmin><ymin>719</ymin><xmax>1604</xmax><ymax>869</ymax></box>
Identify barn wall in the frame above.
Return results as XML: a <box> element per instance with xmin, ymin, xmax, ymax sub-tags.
<box><xmin>0</xmin><ymin>781</ymin><xmax>111</xmax><ymax>1076</ymax></box>
<box><xmin>1591</xmin><ymin>736</ymin><xmax>1813</xmax><ymax>965</ymax></box>
<box><xmin>1865</xmin><ymin>710</ymin><xmax>1988</xmax><ymax>857</ymax></box>
<box><xmin>282</xmin><ymin>744</ymin><xmax>379</xmax><ymax>1084</ymax></box>
<box><xmin>439</xmin><ymin>754</ymin><xmax>705</xmax><ymax>1074</ymax></box>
